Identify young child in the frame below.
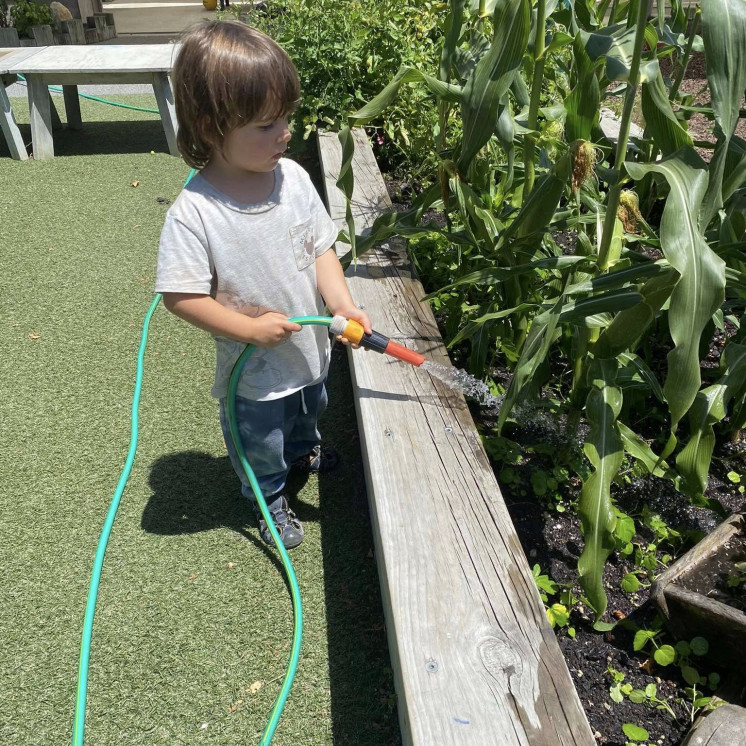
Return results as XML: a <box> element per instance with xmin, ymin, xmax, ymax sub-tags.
<box><xmin>156</xmin><ymin>20</ymin><xmax>371</xmax><ymax>549</ymax></box>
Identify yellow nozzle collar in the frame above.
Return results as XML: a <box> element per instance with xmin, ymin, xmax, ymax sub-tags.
<box><xmin>342</xmin><ymin>319</ymin><xmax>364</xmax><ymax>345</ymax></box>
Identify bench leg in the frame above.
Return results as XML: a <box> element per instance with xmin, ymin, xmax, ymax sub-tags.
<box><xmin>0</xmin><ymin>80</ymin><xmax>28</xmax><ymax>161</ymax></box>
<box><xmin>152</xmin><ymin>72</ymin><xmax>179</xmax><ymax>157</ymax></box>
<box><xmin>62</xmin><ymin>85</ymin><xmax>82</xmax><ymax>131</ymax></box>
<box><xmin>49</xmin><ymin>93</ymin><xmax>63</xmax><ymax>132</ymax></box>
<box><xmin>27</xmin><ymin>75</ymin><xmax>54</xmax><ymax>160</ymax></box>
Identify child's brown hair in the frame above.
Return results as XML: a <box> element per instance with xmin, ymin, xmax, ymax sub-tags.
<box><xmin>173</xmin><ymin>20</ymin><xmax>300</xmax><ymax>168</ymax></box>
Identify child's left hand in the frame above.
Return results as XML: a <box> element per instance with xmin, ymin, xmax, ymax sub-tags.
<box><xmin>334</xmin><ymin>306</ymin><xmax>372</xmax><ymax>348</ymax></box>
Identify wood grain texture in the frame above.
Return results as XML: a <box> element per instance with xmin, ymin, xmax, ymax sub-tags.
<box><xmin>681</xmin><ymin>705</ymin><xmax>746</xmax><ymax>746</ymax></box>
<box><xmin>318</xmin><ymin>129</ymin><xmax>595</xmax><ymax>746</ymax></box>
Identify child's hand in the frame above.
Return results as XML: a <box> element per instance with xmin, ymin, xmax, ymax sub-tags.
<box><xmin>251</xmin><ymin>312</ymin><xmax>302</xmax><ymax>347</ymax></box>
<box><xmin>334</xmin><ymin>306</ymin><xmax>372</xmax><ymax>349</ymax></box>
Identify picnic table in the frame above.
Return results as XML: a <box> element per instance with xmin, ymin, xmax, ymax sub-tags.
<box><xmin>0</xmin><ymin>44</ymin><xmax>180</xmax><ymax>161</ymax></box>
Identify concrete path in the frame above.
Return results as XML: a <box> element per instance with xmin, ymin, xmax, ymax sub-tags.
<box><xmin>102</xmin><ymin>0</ymin><xmax>217</xmax><ymax>35</ymax></box>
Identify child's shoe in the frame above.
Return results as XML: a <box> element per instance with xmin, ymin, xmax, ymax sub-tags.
<box><xmin>255</xmin><ymin>496</ymin><xmax>304</xmax><ymax>549</ymax></box>
<box><xmin>291</xmin><ymin>444</ymin><xmax>340</xmax><ymax>473</ymax></box>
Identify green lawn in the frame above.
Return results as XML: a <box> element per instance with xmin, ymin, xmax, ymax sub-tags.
<box><xmin>1</xmin><ymin>94</ymin><xmax>397</xmax><ymax>745</ymax></box>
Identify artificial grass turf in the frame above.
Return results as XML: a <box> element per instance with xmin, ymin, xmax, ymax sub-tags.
<box><xmin>0</xmin><ymin>95</ymin><xmax>398</xmax><ymax>745</ymax></box>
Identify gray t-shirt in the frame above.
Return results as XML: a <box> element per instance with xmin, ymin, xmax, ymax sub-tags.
<box><xmin>155</xmin><ymin>158</ymin><xmax>338</xmax><ymax>401</ymax></box>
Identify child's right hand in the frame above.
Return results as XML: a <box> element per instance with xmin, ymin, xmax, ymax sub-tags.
<box><xmin>250</xmin><ymin>312</ymin><xmax>303</xmax><ymax>347</ymax></box>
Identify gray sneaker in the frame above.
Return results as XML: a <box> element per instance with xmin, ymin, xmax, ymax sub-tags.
<box><xmin>255</xmin><ymin>496</ymin><xmax>304</xmax><ymax>549</ymax></box>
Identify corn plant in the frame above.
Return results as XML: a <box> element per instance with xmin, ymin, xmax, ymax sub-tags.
<box><xmin>335</xmin><ymin>0</ymin><xmax>746</xmax><ymax>619</ymax></box>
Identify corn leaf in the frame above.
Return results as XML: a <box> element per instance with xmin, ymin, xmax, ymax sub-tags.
<box><xmin>558</xmin><ymin>288</ymin><xmax>644</xmax><ymax>323</ymax></box>
<box><xmin>626</xmin><ymin>151</ymin><xmax>727</xmax><ymax>431</ymax></box>
<box><xmin>578</xmin><ymin>358</ymin><xmax>623</xmax><ymax>618</ymax></box>
<box><xmin>641</xmin><ymin>66</ymin><xmax>693</xmax><ymax>156</ymax></box>
<box><xmin>677</xmin><ymin>342</ymin><xmax>746</xmax><ymax>497</ymax></box>
<box><xmin>348</xmin><ymin>66</ymin><xmax>462</xmax><ymax>129</ymax></box>
<box><xmin>497</xmin><ymin>296</ymin><xmax>563</xmax><ymax>433</ymax></box>
<box><xmin>580</xmin><ymin>24</ymin><xmax>659</xmax><ymax>83</ymax></box>
<box><xmin>618</xmin><ymin>421</ymin><xmax>672</xmax><ymax>478</ymax></box>
<box><xmin>700</xmin><ymin>0</ymin><xmax>746</xmax><ymax>226</ymax></box>
<box><xmin>458</xmin><ymin>0</ymin><xmax>531</xmax><ymax>171</ymax></box>
<box><xmin>565</xmin><ymin>33</ymin><xmax>601</xmax><ymax>142</ymax></box>
<box><xmin>592</xmin><ymin>269</ymin><xmax>678</xmax><ymax>358</ymax></box>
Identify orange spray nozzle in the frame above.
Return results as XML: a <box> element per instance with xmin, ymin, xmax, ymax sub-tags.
<box><xmin>330</xmin><ymin>315</ymin><xmax>425</xmax><ymax>367</ymax></box>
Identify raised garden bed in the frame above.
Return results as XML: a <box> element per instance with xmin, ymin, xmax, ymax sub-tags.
<box><xmin>652</xmin><ymin>512</ymin><xmax>746</xmax><ymax>669</ymax></box>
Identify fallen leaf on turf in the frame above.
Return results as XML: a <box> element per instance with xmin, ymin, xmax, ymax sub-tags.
<box><xmin>227</xmin><ymin>562</ymin><xmax>235</xmax><ymax>569</ymax></box>
<box><xmin>249</xmin><ymin>681</ymin><xmax>263</xmax><ymax>695</ymax></box>
<box><xmin>131</xmin><ymin>181</ymin><xmax>140</xmax><ymax>187</ymax></box>
<box><xmin>27</xmin><ymin>333</ymin><xmax>40</xmax><ymax>340</ymax></box>
<box><xmin>188</xmin><ymin>574</ymin><xmax>196</xmax><ymax>580</ymax></box>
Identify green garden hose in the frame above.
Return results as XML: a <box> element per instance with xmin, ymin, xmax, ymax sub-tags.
<box><xmin>15</xmin><ymin>74</ymin><xmax>160</xmax><ymax>114</ymax></box>
<box><xmin>71</xmin><ymin>302</ymin><xmax>332</xmax><ymax>746</ymax></box>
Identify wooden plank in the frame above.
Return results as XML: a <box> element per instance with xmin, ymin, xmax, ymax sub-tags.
<box><xmin>318</xmin><ymin>129</ymin><xmax>595</xmax><ymax>746</ymax></box>
<box><xmin>681</xmin><ymin>705</ymin><xmax>746</xmax><ymax>746</ymax></box>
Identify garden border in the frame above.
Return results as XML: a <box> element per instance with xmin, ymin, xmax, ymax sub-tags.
<box><xmin>317</xmin><ymin>128</ymin><xmax>596</xmax><ymax>745</ymax></box>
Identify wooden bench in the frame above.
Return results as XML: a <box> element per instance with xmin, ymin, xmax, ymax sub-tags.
<box><xmin>317</xmin><ymin>128</ymin><xmax>596</xmax><ymax>745</ymax></box>
<box><xmin>2</xmin><ymin>44</ymin><xmax>179</xmax><ymax>160</ymax></box>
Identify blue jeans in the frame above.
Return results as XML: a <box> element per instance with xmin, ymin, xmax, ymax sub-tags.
<box><xmin>219</xmin><ymin>380</ymin><xmax>327</xmax><ymax>511</ymax></box>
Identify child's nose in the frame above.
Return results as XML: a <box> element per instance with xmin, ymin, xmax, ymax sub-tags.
<box><xmin>278</xmin><ymin>126</ymin><xmax>291</xmax><ymax>143</ymax></box>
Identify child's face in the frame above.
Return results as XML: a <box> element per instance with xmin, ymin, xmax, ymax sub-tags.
<box><xmin>220</xmin><ymin>115</ymin><xmax>292</xmax><ymax>173</ymax></box>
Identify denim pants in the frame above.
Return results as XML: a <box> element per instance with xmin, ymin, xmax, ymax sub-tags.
<box><xmin>219</xmin><ymin>380</ymin><xmax>327</xmax><ymax>512</ymax></box>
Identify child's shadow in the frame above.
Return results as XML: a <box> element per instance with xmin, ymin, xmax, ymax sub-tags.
<box><xmin>142</xmin><ymin>451</ymin><xmax>316</xmax><ymax>569</ymax></box>
<box><xmin>142</xmin><ymin>450</ymin><xmax>318</xmax><ymax>536</ymax></box>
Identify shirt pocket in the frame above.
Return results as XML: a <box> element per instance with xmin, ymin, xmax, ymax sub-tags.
<box><xmin>289</xmin><ymin>219</ymin><xmax>316</xmax><ymax>271</ymax></box>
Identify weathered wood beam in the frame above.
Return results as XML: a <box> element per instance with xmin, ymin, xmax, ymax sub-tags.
<box><xmin>318</xmin><ymin>129</ymin><xmax>595</xmax><ymax>746</ymax></box>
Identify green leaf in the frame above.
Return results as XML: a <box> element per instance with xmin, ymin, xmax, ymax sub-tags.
<box><xmin>654</xmin><ymin>644</ymin><xmax>676</xmax><ymax>666</ymax></box>
<box><xmin>622</xmin><ymin>723</ymin><xmax>650</xmax><ymax>741</ymax></box>
<box><xmin>628</xmin><ymin>689</ymin><xmax>646</xmax><ymax>704</ymax></box>
<box><xmin>634</xmin><ymin>629</ymin><xmax>655</xmax><ymax>652</ymax></box>
<box><xmin>700</xmin><ymin>0</ymin><xmax>746</xmax><ymax>225</ymax></box>
<box><xmin>458</xmin><ymin>0</ymin><xmax>531</xmax><ymax>171</ymax></box>
<box><xmin>641</xmin><ymin>66</ymin><xmax>693</xmax><ymax>156</ymax></box>
<box><xmin>621</xmin><ymin>572</ymin><xmax>641</xmax><ymax>593</ymax></box>
<box><xmin>626</xmin><ymin>151</ymin><xmax>727</xmax><ymax>431</ymax></box>
<box><xmin>682</xmin><ymin>664</ymin><xmax>701</xmax><ymax>686</ymax></box>
<box><xmin>581</xmin><ymin>23</ymin><xmax>658</xmax><ymax>82</ymax></box>
<box><xmin>577</xmin><ymin>358</ymin><xmax>623</xmax><ymax>617</ymax></box>
<box><xmin>592</xmin><ymin>270</ymin><xmax>679</xmax><ymax>359</ymax></box>
<box><xmin>565</xmin><ymin>33</ymin><xmax>601</xmax><ymax>142</ymax></box>
<box><xmin>677</xmin><ymin>343</ymin><xmax>746</xmax><ymax>497</ymax></box>
<box><xmin>498</xmin><ymin>297</ymin><xmax>563</xmax><ymax>433</ymax></box>
<box><xmin>610</xmin><ymin>683</ymin><xmax>625</xmax><ymax>703</ymax></box>
<box><xmin>690</xmin><ymin>637</ymin><xmax>710</xmax><ymax>656</ymax></box>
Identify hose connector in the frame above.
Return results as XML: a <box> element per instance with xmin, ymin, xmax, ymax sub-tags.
<box><xmin>330</xmin><ymin>315</ymin><xmax>426</xmax><ymax>367</ymax></box>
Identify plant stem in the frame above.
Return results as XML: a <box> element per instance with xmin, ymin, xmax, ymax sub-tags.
<box><xmin>597</xmin><ymin>0</ymin><xmax>649</xmax><ymax>271</ymax></box>
<box><xmin>522</xmin><ymin>0</ymin><xmax>547</xmax><ymax>203</ymax></box>
<box><xmin>669</xmin><ymin>6</ymin><xmax>699</xmax><ymax>102</ymax></box>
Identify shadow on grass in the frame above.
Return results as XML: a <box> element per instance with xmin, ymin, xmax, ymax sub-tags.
<box><xmin>318</xmin><ymin>347</ymin><xmax>402</xmax><ymax>746</ymax></box>
<box><xmin>0</xmin><ymin>120</ymin><xmax>170</xmax><ymax>160</ymax></box>
<box><xmin>142</xmin><ymin>449</ymin><xmax>291</xmax><ymax>577</ymax></box>
<box><xmin>141</xmin><ymin>347</ymin><xmax>399</xmax><ymax>744</ymax></box>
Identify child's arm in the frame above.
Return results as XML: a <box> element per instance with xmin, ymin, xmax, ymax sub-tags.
<box><xmin>315</xmin><ymin>249</ymin><xmax>372</xmax><ymax>337</ymax></box>
<box><xmin>161</xmin><ymin>293</ymin><xmax>302</xmax><ymax>347</ymax></box>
